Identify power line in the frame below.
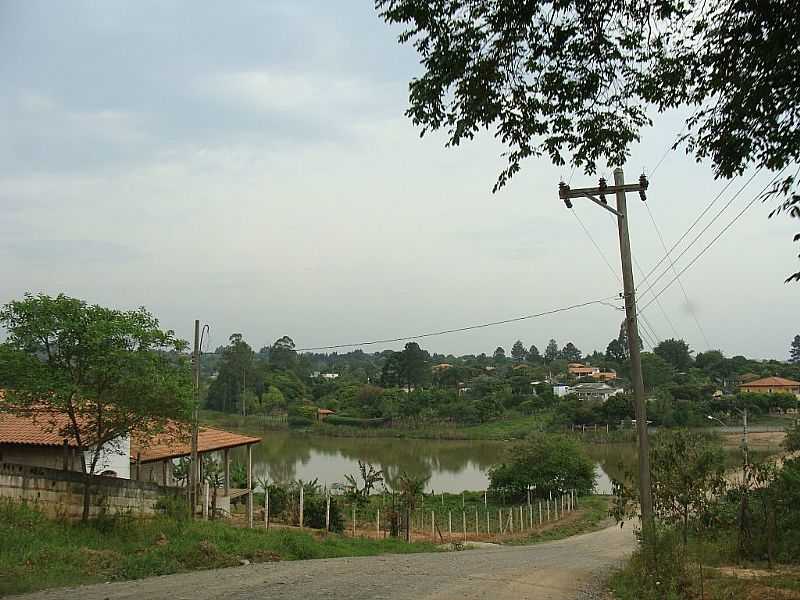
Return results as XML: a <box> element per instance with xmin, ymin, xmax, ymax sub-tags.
<box><xmin>637</xmin><ymin>169</ymin><xmax>762</xmax><ymax>301</ymax></box>
<box><xmin>639</xmin><ymin>168</ymin><xmax>789</xmax><ymax>313</ymax></box>
<box><xmin>294</xmin><ymin>296</ymin><xmax>621</xmax><ymax>352</ymax></box>
<box><xmin>637</xmin><ymin>175</ymin><xmax>742</xmax><ymax>290</ymax></box>
<box><xmin>644</xmin><ymin>201</ymin><xmax>711</xmax><ymax>349</ymax></box>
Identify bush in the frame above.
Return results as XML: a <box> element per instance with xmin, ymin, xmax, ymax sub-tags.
<box><xmin>488</xmin><ymin>433</ymin><xmax>595</xmax><ymax>501</ymax></box>
<box><xmin>155</xmin><ymin>493</ymin><xmax>191</xmax><ymax>521</ymax></box>
<box><xmin>288</xmin><ymin>415</ymin><xmax>313</xmax><ymax>428</ymax></box>
<box><xmin>302</xmin><ymin>493</ymin><xmax>345</xmax><ymax>532</ymax></box>
<box><xmin>324</xmin><ymin>415</ymin><xmax>388</xmax><ymax>428</ymax></box>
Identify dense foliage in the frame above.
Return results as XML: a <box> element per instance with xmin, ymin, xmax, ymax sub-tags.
<box><xmin>488</xmin><ymin>434</ymin><xmax>596</xmax><ymax>501</ymax></box>
<box><xmin>198</xmin><ymin>329</ymin><xmax>800</xmax><ymax>432</ymax></box>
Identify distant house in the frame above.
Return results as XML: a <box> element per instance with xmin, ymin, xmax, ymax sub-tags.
<box><xmin>432</xmin><ymin>363</ymin><xmax>452</xmax><ymax>372</ymax></box>
<box><xmin>320</xmin><ymin>373</ymin><xmax>339</xmax><ymax>380</ymax></box>
<box><xmin>571</xmin><ymin>383</ymin><xmax>623</xmax><ymax>402</ymax></box>
<box><xmin>317</xmin><ymin>408</ymin><xmax>335</xmax><ymax>421</ymax></box>
<box><xmin>739</xmin><ymin>376</ymin><xmax>800</xmax><ymax>397</ymax></box>
<box><xmin>553</xmin><ymin>384</ymin><xmax>571</xmax><ymax>397</ymax></box>
<box><xmin>568</xmin><ymin>363</ymin><xmax>616</xmax><ymax>381</ymax></box>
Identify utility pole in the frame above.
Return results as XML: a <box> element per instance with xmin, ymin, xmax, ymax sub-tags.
<box><xmin>190</xmin><ymin>319</ymin><xmax>200</xmax><ymax>517</ymax></box>
<box><xmin>559</xmin><ymin>167</ymin><xmax>654</xmax><ymax>538</ymax></box>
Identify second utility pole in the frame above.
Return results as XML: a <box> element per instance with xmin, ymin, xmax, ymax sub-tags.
<box><xmin>559</xmin><ymin>167</ymin><xmax>654</xmax><ymax>536</ymax></box>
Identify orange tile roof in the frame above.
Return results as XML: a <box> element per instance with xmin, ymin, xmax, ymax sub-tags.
<box><xmin>131</xmin><ymin>423</ymin><xmax>261</xmax><ymax>463</ymax></box>
<box><xmin>0</xmin><ymin>410</ymin><xmax>80</xmax><ymax>447</ymax></box>
<box><xmin>740</xmin><ymin>376</ymin><xmax>800</xmax><ymax>388</ymax></box>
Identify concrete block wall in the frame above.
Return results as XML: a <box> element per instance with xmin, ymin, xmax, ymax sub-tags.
<box><xmin>0</xmin><ymin>462</ymin><xmax>181</xmax><ymax>519</ymax></box>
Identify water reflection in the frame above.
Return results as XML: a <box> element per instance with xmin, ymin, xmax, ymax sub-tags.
<box><xmin>230</xmin><ymin>431</ymin><xmax>636</xmax><ymax>494</ymax></box>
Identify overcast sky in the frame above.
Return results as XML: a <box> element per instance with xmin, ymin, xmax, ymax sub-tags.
<box><xmin>1</xmin><ymin>1</ymin><xmax>796</xmax><ymax>360</ymax></box>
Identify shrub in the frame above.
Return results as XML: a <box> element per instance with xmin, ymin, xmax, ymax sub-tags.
<box><xmin>324</xmin><ymin>415</ymin><xmax>387</xmax><ymax>427</ymax></box>
<box><xmin>488</xmin><ymin>433</ymin><xmax>595</xmax><ymax>501</ymax></box>
<box><xmin>288</xmin><ymin>415</ymin><xmax>313</xmax><ymax>428</ymax></box>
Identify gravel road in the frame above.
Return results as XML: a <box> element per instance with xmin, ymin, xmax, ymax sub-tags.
<box><xmin>17</xmin><ymin>523</ymin><xmax>634</xmax><ymax>600</ymax></box>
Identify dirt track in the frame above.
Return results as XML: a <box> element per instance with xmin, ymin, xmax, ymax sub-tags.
<box><xmin>16</xmin><ymin>523</ymin><xmax>635</xmax><ymax>600</ymax></box>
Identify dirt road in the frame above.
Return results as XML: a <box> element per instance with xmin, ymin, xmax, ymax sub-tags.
<box><xmin>17</xmin><ymin>524</ymin><xmax>634</xmax><ymax>600</ymax></box>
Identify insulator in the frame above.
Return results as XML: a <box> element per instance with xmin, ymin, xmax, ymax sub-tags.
<box><xmin>598</xmin><ymin>177</ymin><xmax>607</xmax><ymax>204</ymax></box>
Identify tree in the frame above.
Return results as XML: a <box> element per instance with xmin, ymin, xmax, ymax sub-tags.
<box><xmin>560</xmin><ymin>342</ymin><xmax>582</xmax><ymax>363</ymax></box>
<box><xmin>399</xmin><ymin>342</ymin><xmax>430</xmax><ymax>389</ymax></box>
<box><xmin>262</xmin><ymin>385</ymin><xmax>286</xmax><ymax>414</ymax></box>
<box><xmin>527</xmin><ymin>344</ymin><xmax>541</xmax><ymax>364</ymax></box>
<box><xmin>492</xmin><ymin>346</ymin><xmax>506</xmax><ymax>361</ymax></box>
<box><xmin>790</xmin><ymin>335</ymin><xmax>800</xmax><ymax>364</ymax></box>
<box><xmin>206</xmin><ymin>333</ymin><xmax>255</xmax><ymax>414</ymax></box>
<box><xmin>544</xmin><ymin>339</ymin><xmax>559</xmax><ymax>364</ymax></box>
<box><xmin>489</xmin><ymin>434</ymin><xmax>595</xmax><ymax>501</ymax></box>
<box><xmin>392</xmin><ymin>472</ymin><xmax>429</xmax><ymax>541</ymax></box>
<box><xmin>376</xmin><ymin>0</ymin><xmax>800</xmax><ymax>281</ymax></box>
<box><xmin>640</xmin><ymin>352</ymin><xmax>675</xmax><ymax>392</ymax></box>
<box><xmin>269</xmin><ymin>335</ymin><xmax>297</xmax><ymax>371</ymax></box>
<box><xmin>0</xmin><ymin>294</ymin><xmax>191</xmax><ymax>520</ymax></box>
<box><xmin>511</xmin><ymin>340</ymin><xmax>527</xmax><ymax>362</ymax></box>
<box><xmin>654</xmin><ymin>338</ymin><xmax>694</xmax><ymax>372</ymax></box>
<box><xmin>650</xmin><ymin>430</ymin><xmax>726</xmax><ymax>548</ymax></box>
<box><xmin>605</xmin><ymin>338</ymin><xmax>626</xmax><ymax>363</ymax></box>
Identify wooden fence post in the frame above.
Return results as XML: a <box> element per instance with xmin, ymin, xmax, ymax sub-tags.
<box><xmin>539</xmin><ymin>501</ymin><xmax>543</xmax><ymax>525</ymax></box>
<box><xmin>498</xmin><ymin>509</ymin><xmax>502</xmax><ymax>534</ymax></box>
<box><xmin>462</xmin><ymin>511</ymin><xmax>466</xmax><ymax>542</ymax></box>
<box><xmin>352</xmin><ymin>506</ymin><xmax>356</xmax><ymax>537</ymax></box>
<box><xmin>475</xmin><ymin>506</ymin><xmax>479</xmax><ymax>536</ymax></box>
<box><xmin>265</xmin><ymin>488</ymin><xmax>270</xmax><ymax>529</ymax></box>
<box><xmin>448</xmin><ymin>511</ymin><xmax>452</xmax><ymax>539</ymax></box>
<box><xmin>203</xmin><ymin>481</ymin><xmax>209</xmax><ymax>520</ymax></box>
<box><xmin>546</xmin><ymin>499</ymin><xmax>550</xmax><ymax>521</ymax></box>
<box><xmin>377</xmin><ymin>509</ymin><xmax>380</xmax><ymax>535</ymax></box>
<box><xmin>325</xmin><ymin>492</ymin><xmax>331</xmax><ymax>531</ymax></box>
<box><xmin>486</xmin><ymin>509</ymin><xmax>490</xmax><ymax>534</ymax></box>
<box><xmin>431</xmin><ymin>510</ymin><xmax>435</xmax><ymax>539</ymax></box>
<box><xmin>299</xmin><ymin>486</ymin><xmax>304</xmax><ymax>529</ymax></box>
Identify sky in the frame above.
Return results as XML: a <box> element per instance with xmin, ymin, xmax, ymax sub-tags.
<box><xmin>0</xmin><ymin>1</ymin><xmax>797</xmax><ymax>360</ymax></box>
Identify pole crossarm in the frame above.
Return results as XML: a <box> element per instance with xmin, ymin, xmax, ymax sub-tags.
<box><xmin>559</xmin><ymin>175</ymin><xmax>649</xmax><ymax>212</ymax></box>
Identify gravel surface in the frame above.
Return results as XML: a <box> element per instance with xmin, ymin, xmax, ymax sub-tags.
<box><xmin>16</xmin><ymin>524</ymin><xmax>634</xmax><ymax>600</ymax></box>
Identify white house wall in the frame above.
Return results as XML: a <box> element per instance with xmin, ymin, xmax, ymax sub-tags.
<box><xmin>84</xmin><ymin>435</ymin><xmax>131</xmax><ymax>479</ymax></box>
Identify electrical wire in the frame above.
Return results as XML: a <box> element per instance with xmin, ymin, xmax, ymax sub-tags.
<box><xmin>572</xmin><ymin>203</ymin><xmax>668</xmax><ymax>346</ymax></box>
<box><xmin>636</xmin><ymin>175</ymin><xmax>742</xmax><ymax>290</ymax></box>
<box><xmin>293</xmin><ymin>296</ymin><xmax>621</xmax><ymax>351</ymax></box>
<box><xmin>639</xmin><ymin>167</ymin><xmax>789</xmax><ymax>313</ymax></box>
<box><xmin>644</xmin><ymin>202</ymin><xmax>711</xmax><ymax>349</ymax></box>
<box><xmin>637</xmin><ymin>168</ymin><xmax>762</xmax><ymax>301</ymax></box>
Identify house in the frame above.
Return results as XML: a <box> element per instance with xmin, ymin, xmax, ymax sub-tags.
<box><xmin>568</xmin><ymin>363</ymin><xmax>599</xmax><ymax>378</ymax></box>
<box><xmin>739</xmin><ymin>376</ymin><xmax>800</xmax><ymax>397</ymax></box>
<box><xmin>320</xmin><ymin>373</ymin><xmax>339</xmax><ymax>380</ymax></box>
<box><xmin>570</xmin><ymin>382</ymin><xmax>624</xmax><ymax>402</ymax></box>
<box><xmin>317</xmin><ymin>408</ymin><xmax>335</xmax><ymax>421</ymax></box>
<box><xmin>567</xmin><ymin>363</ymin><xmax>617</xmax><ymax>381</ymax></box>
<box><xmin>0</xmin><ymin>410</ymin><xmax>260</xmax><ymax>489</ymax></box>
<box><xmin>553</xmin><ymin>384</ymin><xmax>571</xmax><ymax>397</ymax></box>
<box><xmin>0</xmin><ymin>410</ymin><xmax>128</xmax><ymax>476</ymax></box>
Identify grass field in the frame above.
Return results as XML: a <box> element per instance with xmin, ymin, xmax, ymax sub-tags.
<box><xmin>0</xmin><ymin>501</ymin><xmax>435</xmax><ymax>597</ymax></box>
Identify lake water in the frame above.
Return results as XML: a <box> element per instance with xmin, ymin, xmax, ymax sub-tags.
<box><xmin>237</xmin><ymin>431</ymin><xmax>638</xmax><ymax>494</ymax></box>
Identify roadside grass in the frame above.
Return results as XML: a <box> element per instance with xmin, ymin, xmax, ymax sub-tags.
<box><xmin>0</xmin><ymin>500</ymin><xmax>435</xmax><ymax>597</ymax></box>
<box><xmin>609</xmin><ymin>530</ymin><xmax>800</xmax><ymax>600</ymax></box>
<box><xmin>503</xmin><ymin>495</ymin><xmax>611</xmax><ymax>546</ymax></box>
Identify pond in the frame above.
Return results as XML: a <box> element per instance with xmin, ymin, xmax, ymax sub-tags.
<box><xmin>238</xmin><ymin>431</ymin><xmax>640</xmax><ymax>495</ymax></box>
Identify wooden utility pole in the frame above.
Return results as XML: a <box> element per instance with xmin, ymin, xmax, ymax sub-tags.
<box><xmin>190</xmin><ymin>319</ymin><xmax>200</xmax><ymax>516</ymax></box>
<box><xmin>559</xmin><ymin>168</ymin><xmax>654</xmax><ymax>538</ymax></box>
